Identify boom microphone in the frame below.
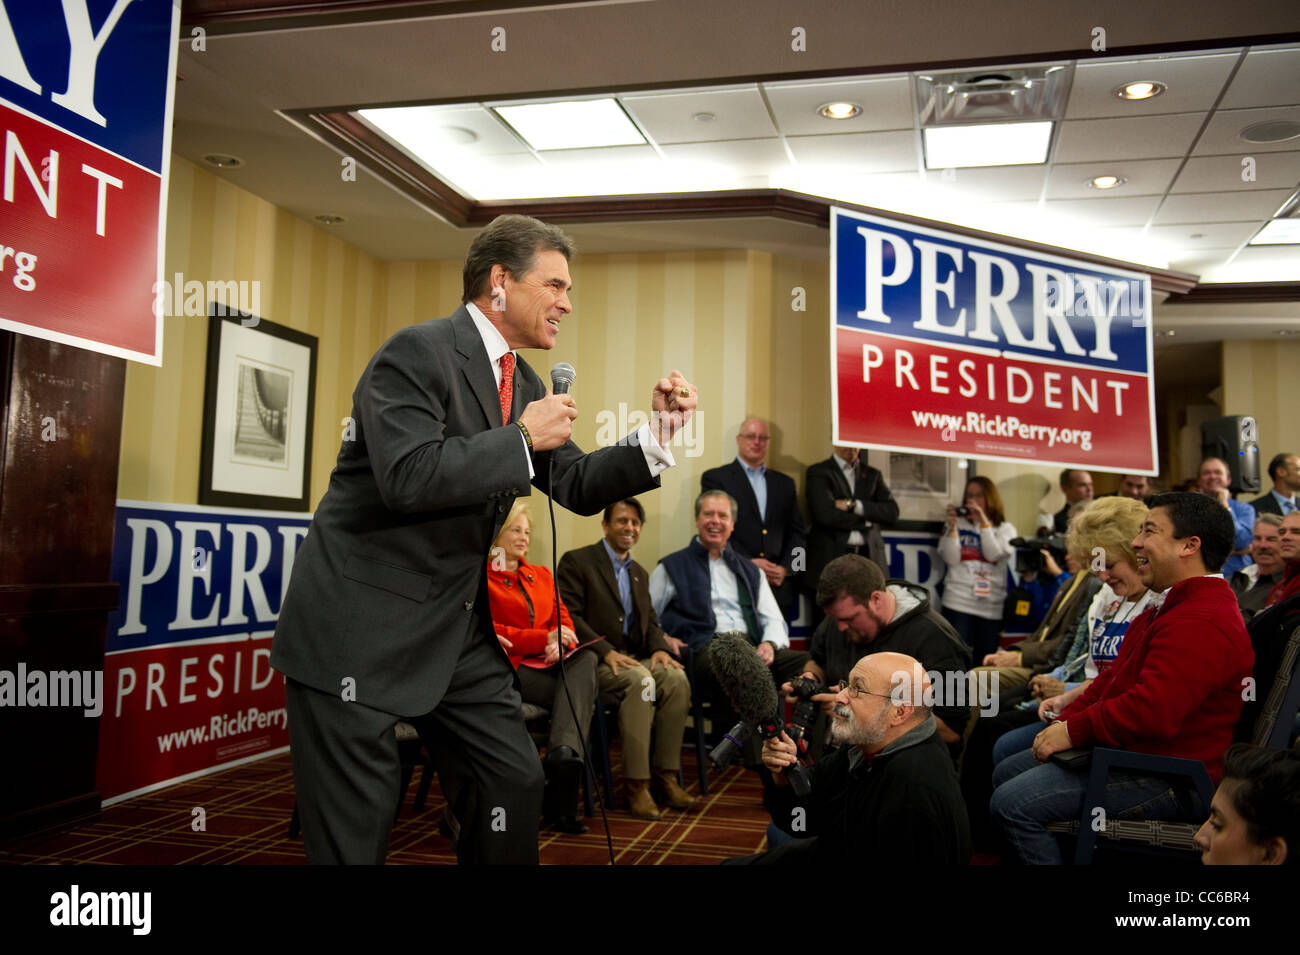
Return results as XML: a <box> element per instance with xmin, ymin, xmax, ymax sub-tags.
<box><xmin>708</xmin><ymin>634</ymin><xmax>811</xmax><ymax>794</ymax></box>
<box><xmin>550</xmin><ymin>362</ymin><xmax>576</xmax><ymax>395</ymax></box>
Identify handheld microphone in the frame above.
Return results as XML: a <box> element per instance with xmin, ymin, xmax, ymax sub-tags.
<box><xmin>709</xmin><ymin>633</ymin><xmax>811</xmax><ymax>795</ymax></box>
<box><xmin>550</xmin><ymin>362</ymin><xmax>576</xmax><ymax>395</ymax></box>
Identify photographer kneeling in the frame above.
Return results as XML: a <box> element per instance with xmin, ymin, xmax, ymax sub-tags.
<box><xmin>725</xmin><ymin>652</ymin><xmax>971</xmax><ymax>865</ymax></box>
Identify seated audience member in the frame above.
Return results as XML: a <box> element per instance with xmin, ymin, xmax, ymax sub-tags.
<box><xmin>1265</xmin><ymin>510</ymin><xmax>1300</xmax><ymax>609</ymax></box>
<box><xmin>1037</xmin><ymin>469</ymin><xmax>1094</xmax><ymax>534</ymax></box>
<box><xmin>980</xmin><ymin>553</ymin><xmax>1102</xmax><ymax>697</ymax></box>
<box><xmin>701</xmin><ymin>417</ymin><xmax>807</xmax><ymax>621</ymax></box>
<box><xmin>793</xmin><ymin>554</ymin><xmax>971</xmax><ymax>753</ymax></box>
<box><xmin>989</xmin><ymin>497</ymin><xmax>1163</xmax><ymax>768</ymax></box>
<box><xmin>1231</xmin><ymin>514</ymin><xmax>1285</xmax><ymax>622</ymax></box>
<box><xmin>1197</xmin><ymin>456</ymin><xmax>1256</xmax><ymax>577</ymax></box>
<box><xmin>988</xmin><ymin>492</ymin><xmax>1254</xmax><ymax>864</ymax></box>
<box><xmin>981</xmin><ymin>568</ymin><xmax>1099</xmax><ymax>692</ymax></box>
<box><xmin>728</xmin><ymin>653</ymin><xmax>971</xmax><ymax>865</ymax></box>
<box><xmin>938</xmin><ymin>476</ymin><xmax>1018</xmax><ymax>661</ymax></box>
<box><xmin>1113</xmin><ymin>473</ymin><xmax>1153</xmax><ymax>501</ymax></box>
<box><xmin>1251</xmin><ymin>452</ymin><xmax>1299</xmax><ymax>517</ymax></box>
<box><xmin>1196</xmin><ymin>744</ymin><xmax>1299</xmax><ymax>865</ymax></box>
<box><xmin>486</xmin><ymin>501</ymin><xmax>598</xmax><ymax>835</ymax></box>
<box><xmin>557</xmin><ymin>498</ymin><xmax>695</xmax><ymax>819</ymax></box>
<box><xmin>650</xmin><ymin>490</ymin><xmax>810</xmax><ymax>746</ymax></box>
<box><xmin>961</xmin><ymin>497</ymin><xmax>1150</xmax><ymax>845</ymax></box>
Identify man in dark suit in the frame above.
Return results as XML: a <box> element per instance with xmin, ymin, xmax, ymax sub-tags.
<box><xmin>271</xmin><ymin>215</ymin><xmax>697</xmax><ymax>864</ymax></box>
<box><xmin>557</xmin><ymin>498</ymin><xmax>695</xmax><ymax>819</ymax></box>
<box><xmin>700</xmin><ymin>417</ymin><xmax>806</xmax><ymax>620</ymax></box>
<box><xmin>804</xmin><ymin>445</ymin><xmax>898</xmax><ymax>590</ymax></box>
<box><xmin>1252</xmin><ymin>452</ymin><xmax>1299</xmax><ymax>517</ymax></box>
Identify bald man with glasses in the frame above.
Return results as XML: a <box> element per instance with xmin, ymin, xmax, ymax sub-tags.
<box><xmin>725</xmin><ymin>652</ymin><xmax>971</xmax><ymax>865</ymax></box>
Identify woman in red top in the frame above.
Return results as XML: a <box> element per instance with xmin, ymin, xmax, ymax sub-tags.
<box><xmin>487</xmin><ymin>501</ymin><xmax>598</xmax><ymax>834</ymax></box>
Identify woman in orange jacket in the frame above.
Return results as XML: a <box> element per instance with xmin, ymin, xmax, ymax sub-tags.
<box><xmin>486</xmin><ymin>501</ymin><xmax>598</xmax><ymax>834</ymax></box>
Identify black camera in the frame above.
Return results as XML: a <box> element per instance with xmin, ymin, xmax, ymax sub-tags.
<box><xmin>1010</xmin><ymin>534</ymin><xmax>1067</xmax><ymax>575</ymax></box>
<box><xmin>955</xmin><ymin>505</ymin><xmax>971</xmax><ymax>517</ymax></box>
<box><xmin>786</xmin><ymin>675</ymin><xmax>831</xmax><ymax>743</ymax></box>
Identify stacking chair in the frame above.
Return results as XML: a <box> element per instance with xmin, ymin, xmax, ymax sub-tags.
<box><xmin>1045</xmin><ymin>619</ymin><xmax>1300</xmax><ymax>862</ymax></box>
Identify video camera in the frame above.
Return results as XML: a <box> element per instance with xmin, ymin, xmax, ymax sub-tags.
<box><xmin>1010</xmin><ymin>534</ymin><xmax>1067</xmax><ymax>575</ymax></box>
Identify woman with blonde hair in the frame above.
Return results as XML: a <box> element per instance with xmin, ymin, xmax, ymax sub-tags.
<box><xmin>989</xmin><ymin>496</ymin><xmax>1161</xmax><ymax>773</ymax></box>
<box><xmin>486</xmin><ymin>500</ymin><xmax>598</xmax><ymax>834</ymax></box>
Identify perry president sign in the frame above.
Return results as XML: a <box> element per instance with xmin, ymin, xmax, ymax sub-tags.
<box><xmin>0</xmin><ymin>0</ymin><xmax>179</xmax><ymax>364</ymax></box>
<box><xmin>831</xmin><ymin>207</ymin><xmax>1156</xmax><ymax>474</ymax></box>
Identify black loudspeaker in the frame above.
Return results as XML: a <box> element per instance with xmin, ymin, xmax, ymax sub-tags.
<box><xmin>1201</xmin><ymin>416</ymin><xmax>1260</xmax><ymax>494</ymax></box>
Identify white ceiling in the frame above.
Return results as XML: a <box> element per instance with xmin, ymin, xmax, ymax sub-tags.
<box><xmin>172</xmin><ymin>1</ymin><xmax>1300</xmax><ymax>293</ymax></box>
<box><xmin>354</xmin><ymin>44</ymin><xmax>1300</xmax><ymax>279</ymax></box>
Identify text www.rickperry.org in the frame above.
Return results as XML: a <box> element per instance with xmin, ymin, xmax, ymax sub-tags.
<box><xmin>156</xmin><ymin>707</ymin><xmax>287</xmax><ymax>752</ymax></box>
<box><xmin>910</xmin><ymin>410</ymin><xmax>1093</xmax><ymax>450</ymax></box>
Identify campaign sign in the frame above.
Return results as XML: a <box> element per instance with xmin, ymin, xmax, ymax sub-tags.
<box><xmin>0</xmin><ymin>0</ymin><xmax>179</xmax><ymax>364</ymax></box>
<box><xmin>831</xmin><ymin>207</ymin><xmax>1157</xmax><ymax>474</ymax></box>
<box><xmin>98</xmin><ymin>501</ymin><xmax>311</xmax><ymax>804</ymax></box>
<box><xmin>788</xmin><ymin>529</ymin><xmax>943</xmax><ymax>644</ymax></box>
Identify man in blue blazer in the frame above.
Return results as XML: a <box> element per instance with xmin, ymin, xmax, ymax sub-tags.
<box><xmin>272</xmin><ymin>215</ymin><xmax>697</xmax><ymax>864</ymax></box>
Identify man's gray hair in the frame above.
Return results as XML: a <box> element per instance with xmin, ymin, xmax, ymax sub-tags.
<box><xmin>462</xmin><ymin>214</ymin><xmax>575</xmax><ymax>303</ymax></box>
<box><xmin>695</xmin><ymin>489</ymin><xmax>738</xmax><ymax>520</ymax></box>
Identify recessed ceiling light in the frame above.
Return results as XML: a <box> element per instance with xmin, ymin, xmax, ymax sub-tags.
<box><xmin>314</xmin><ymin>214</ymin><xmax>345</xmax><ymax>225</ymax></box>
<box><xmin>1240</xmin><ymin>120</ymin><xmax>1300</xmax><ymax>144</ymax></box>
<box><xmin>692</xmin><ymin>111</ymin><xmax>716</xmax><ymax>123</ymax></box>
<box><xmin>1160</xmin><ymin>329</ymin><xmax>1177</xmax><ymax>338</ymax></box>
<box><xmin>1278</xmin><ymin>329</ymin><xmax>1298</xmax><ymax>337</ymax></box>
<box><xmin>203</xmin><ymin>154</ymin><xmax>243</xmax><ymax>168</ymax></box>
<box><xmin>1250</xmin><ymin>220</ymin><xmax>1300</xmax><ymax>245</ymax></box>
<box><xmin>923</xmin><ymin>121</ymin><xmax>1052</xmax><ymax>169</ymax></box>
<box><xmin>1088</xmin><ymin>175</ymin><xmax>1125</xmax><ymax>190</ymax></box>
<box><xmin>493</xmin><ymin>99</ymin><xmax>645</xmax><ymax>150</ymax></box>
<box><xmin>1115</xmin><ymin>81</ymin><xmax>1167</xmax><ymax>101</ymax></box>
<box><xmin>819</xmin><ymin>102</ymin><xmax>862</xmax><ymax>120</ymax></box>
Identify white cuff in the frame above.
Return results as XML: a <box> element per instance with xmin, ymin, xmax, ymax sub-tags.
<box><xmin>518</xmin><ymin>427</ymin><xmax>535</xmax><ymax>479</ymax></box>
<box><xmin>632</xmin><ymin>422</ymin><xmax>675</xmax><ymax>477</ymax></box>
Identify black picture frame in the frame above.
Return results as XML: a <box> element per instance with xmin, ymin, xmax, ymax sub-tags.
<box><xmin>199</xmin><ymin>306</ymin><xmax>318</xmax><ymax>511</ymax></box>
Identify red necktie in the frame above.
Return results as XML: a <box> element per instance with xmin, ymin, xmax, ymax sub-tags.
<box><xmin>498</xmin><ymin>352</ymin><xmax>514</xmax><ymax>425</ymax></box>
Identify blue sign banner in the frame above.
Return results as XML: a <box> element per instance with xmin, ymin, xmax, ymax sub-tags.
<box><xmin>107</xmin><ymin>501</ymin><xmax>312</xmax><ymax>653</ymax></box>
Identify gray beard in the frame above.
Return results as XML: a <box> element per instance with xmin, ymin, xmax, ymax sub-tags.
<box><xmin>829</xmin><ymin>705</ymin><xmax>888</xmax><ymax>749</ymax></box>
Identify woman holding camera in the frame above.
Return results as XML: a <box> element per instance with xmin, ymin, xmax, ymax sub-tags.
<box><xmin>937</xmin><ymin>476</ymin><xmax>1017</xmax><ymax>660</ymax></box>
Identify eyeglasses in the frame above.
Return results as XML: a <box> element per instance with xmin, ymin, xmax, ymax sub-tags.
<box><xmin>835</xmin><ymin>680</ymin><xmax>894</xmax><ymax>702</ymax></box>
<box><xmin>739</xmin><ymin>433</ymin><xmax>770</xmax><ymax>443</ymax></box>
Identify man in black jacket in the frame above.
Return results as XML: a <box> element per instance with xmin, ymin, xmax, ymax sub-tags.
<box><xmin>804</xmin><ymin>446</ymin><xmax>898</xmax><ymax>581</ymax></box>
<box><xmin>728</xmin><ymin>652</ymin><xmax>971</xmax><ymax>865</ymax></box>
<box><xmin>794</xmin><ymin>554</ymin><xmax>972</xmax><ymax>750</ymax></box>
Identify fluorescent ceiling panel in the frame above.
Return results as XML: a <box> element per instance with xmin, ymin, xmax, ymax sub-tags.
<box><xmin>1250</xmin><ymin>219</ymin><xmax>1300</xmax><ymax>244</ymax></box>
<box><xmin>923</xmin><ymin>121</ymin><xmax>1053</xmax><ymax>169</ymax></box>
<box><xmin>493</xmin><ymin>99</ymin><xmax>646</xmax><ymax>150</ymax></box>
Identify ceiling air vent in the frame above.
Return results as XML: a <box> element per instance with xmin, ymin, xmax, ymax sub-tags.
<box><xmin>915</xmin><ymin>65</ymin><xmax>1072</xmax><ymax>126</ymax></box>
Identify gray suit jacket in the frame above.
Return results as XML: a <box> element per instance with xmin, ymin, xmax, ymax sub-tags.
<box><xmin>271</xmin><ymin>307</ymin><xmax>659</xmax><ymax>715</ymax></box>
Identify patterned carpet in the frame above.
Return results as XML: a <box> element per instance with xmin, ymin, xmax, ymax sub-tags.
<box><xmin>1</xmin><ymin>748</ymin><xmax>777</xmax><ymax>866</ymax></box>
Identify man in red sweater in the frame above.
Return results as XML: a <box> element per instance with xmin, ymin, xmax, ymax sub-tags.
<box><xmin>990</xmin><ymin>492</ymin><xmax>1254</xmax><ymax>864</ymax></box>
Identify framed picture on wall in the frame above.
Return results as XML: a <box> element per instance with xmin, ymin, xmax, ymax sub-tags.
<box><xmin>199</xmin><ymin>307</ymin><xmax>318</xmax><ymax>511</ymax></box>
<box><xmin>866</xmin><ymin>450</ymin><xmax>969</xmax><ymax>526</ymax></box>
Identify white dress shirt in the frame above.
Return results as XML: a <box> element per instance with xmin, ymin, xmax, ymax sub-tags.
<box><xmin>648</xmin><ymin>541</ymin><xmax>789</xmax><ymax>648</ymax></box>
<box><xmin>466</xmin><ymin>303</ymin><xmax>674</xmax><ymax>477</ymax></box>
